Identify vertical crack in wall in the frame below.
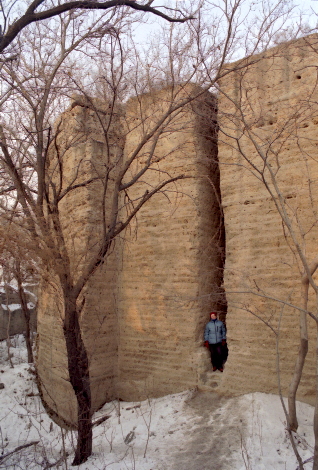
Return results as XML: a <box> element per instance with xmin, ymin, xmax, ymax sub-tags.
<box><xmin>193</xmin><ymin>94</ymin><xmax>227</xmax><ymax>324</ymax></box>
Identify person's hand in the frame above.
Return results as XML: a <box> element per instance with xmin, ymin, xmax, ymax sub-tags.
<box><xmin>204</xmin><ymin>341</ymin><xmax>209</xmax><ymax>349</ymax></box>
<box><xmin>222</xmin><ymin>339</ymin><xmax>227</xmax><ymax>346</ymax></box>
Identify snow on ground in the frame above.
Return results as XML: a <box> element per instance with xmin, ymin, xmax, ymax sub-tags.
<box><xmin>1</xmin><ymin>302</ymin><xmax>35</xmax><ymax>311</ymax></box>
<box><xmin>0</xmin><ymin>336</ymin><xmax>315</xmax><ymax>469</ymax></box>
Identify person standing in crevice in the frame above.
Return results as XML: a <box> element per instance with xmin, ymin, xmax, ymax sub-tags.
<box><xmin>204</xmin><ymin>311</ymin><xmax>227</xmax><ymax>372</ymax></box>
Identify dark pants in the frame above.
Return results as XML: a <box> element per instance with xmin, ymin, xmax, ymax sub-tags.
<box><xmin>209</xmin><ymin>342</ymin><xmax>223</xmax><ymax>369</ymax></box>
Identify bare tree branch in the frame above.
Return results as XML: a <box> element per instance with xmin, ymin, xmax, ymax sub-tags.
<box><xmin>0</xmin><ymin>0</ymin><xmax>194</xmax><ymax>53</ymax></box>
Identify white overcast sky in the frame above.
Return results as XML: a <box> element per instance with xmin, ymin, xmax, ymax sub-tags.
<box><xmin>131</xmin><ymin>0</ymin><xmax>318</xmax><ymax>48</ymax></box>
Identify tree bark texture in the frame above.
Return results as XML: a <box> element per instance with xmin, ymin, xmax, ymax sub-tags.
<box><xmin>288</xmin><ymin>257</ymin><xmax>318</xmax><ymax>432</ymax></box>
<box><xmin>288</xmin><ymin>275</ymin><xmax>309</xmax><ymax>431</ymax></box>
<box><xmin>63</xmin><ymin>295</ymin><xmax>92</xmax><ymax>466</ymax></box>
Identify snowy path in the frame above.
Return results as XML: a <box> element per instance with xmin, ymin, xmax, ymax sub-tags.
<box><xmin>167</xmin><ymin>390</ymin><xmax>245</xmax><ymax>470</ymax></box>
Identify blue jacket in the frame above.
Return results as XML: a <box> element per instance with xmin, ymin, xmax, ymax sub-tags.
<box><xmin>204</xmin><ymin>319</ymin><xmax>226</xmax><ymax>344</ymax></box>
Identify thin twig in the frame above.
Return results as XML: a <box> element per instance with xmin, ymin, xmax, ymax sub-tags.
<box><xmin>0</xmin><ymin>440</ymin><xmax>39</xmax><ymax>463</ymax></box>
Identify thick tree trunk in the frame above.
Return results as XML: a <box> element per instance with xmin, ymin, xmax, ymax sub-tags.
<box><xmin>63</xmin><ymin>295</ymin><xmax>92</xmax><ymax>466</ymax></box>
<box><xmin>288</xmin><ymin>336</ymin><xmax>308</xmax><ymax>431</ymax></box>
<box><xmin>288</xmin><ymin>275</ymin><xmax>309</xmax><ymax>431</ymax></box>
<box><xmin>23</xmin><ymin>311</ymin><xmax>33</xmax><ymax>364</ymax></box>
<box><xmin>4</xmin><ymin>284</ymin><xmax>14</xmax><ymax>368</ymax></box>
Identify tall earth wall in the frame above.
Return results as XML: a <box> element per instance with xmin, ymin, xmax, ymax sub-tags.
<box><xmin>37</xmin><ymin>36</ymin><xmax>318</xmax><ymax>426</ymax></box>
<box><xmin>37</xmin><ymin>87</ymin><xmax>224</xmax><ymax>425</ymax></box>
<box><xmin>116</xmin><ymin>87</ymin><xmax>224</xmax><ymax>400</ymax></box>
<box><xmin>217</xmin><ymin>35</ymin><xmax>318</xmax><ymax>404</ymax></box>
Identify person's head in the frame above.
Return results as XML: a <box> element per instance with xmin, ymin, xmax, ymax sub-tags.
<box><xmin>210</xmin><ymin>312</ymin><xmax>217</xmax><ymax>320</ymax></box>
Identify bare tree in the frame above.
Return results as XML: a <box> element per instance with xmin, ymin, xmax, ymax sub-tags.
<box><xmin>0</xmin><ymin>0</ymin><xmax>302</xmax><ymax>465</ymax></box>
<box><xmin>0</xmin><ymin>9</ymin><xmax>207</xmax><ymax>465</ymax></box>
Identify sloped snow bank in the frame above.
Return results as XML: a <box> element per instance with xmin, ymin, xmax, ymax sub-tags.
<box><xmin>0</xmin><ymin>336</ymin><xmax>315</xmax><ymax>469</ymax></box>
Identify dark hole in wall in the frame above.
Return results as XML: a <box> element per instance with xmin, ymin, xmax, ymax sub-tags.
<box><xmin>206</xmin><ymin>96</ymin><xmax>228</xmax><ymax>368</ymax></box>
<box><xmin>214</xmin><ymin>108</ymin><xmax>227</xmax><ymax>327</ymax></box>
<box><xmin>185</xmin><ymin>94</ymin><xmax>228</xmax><ymax>366</ymax></box>
<box><xmin>197</xmin><ymin>94</ymin><xmax>227</xmax><ymax>326</ymax></box>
